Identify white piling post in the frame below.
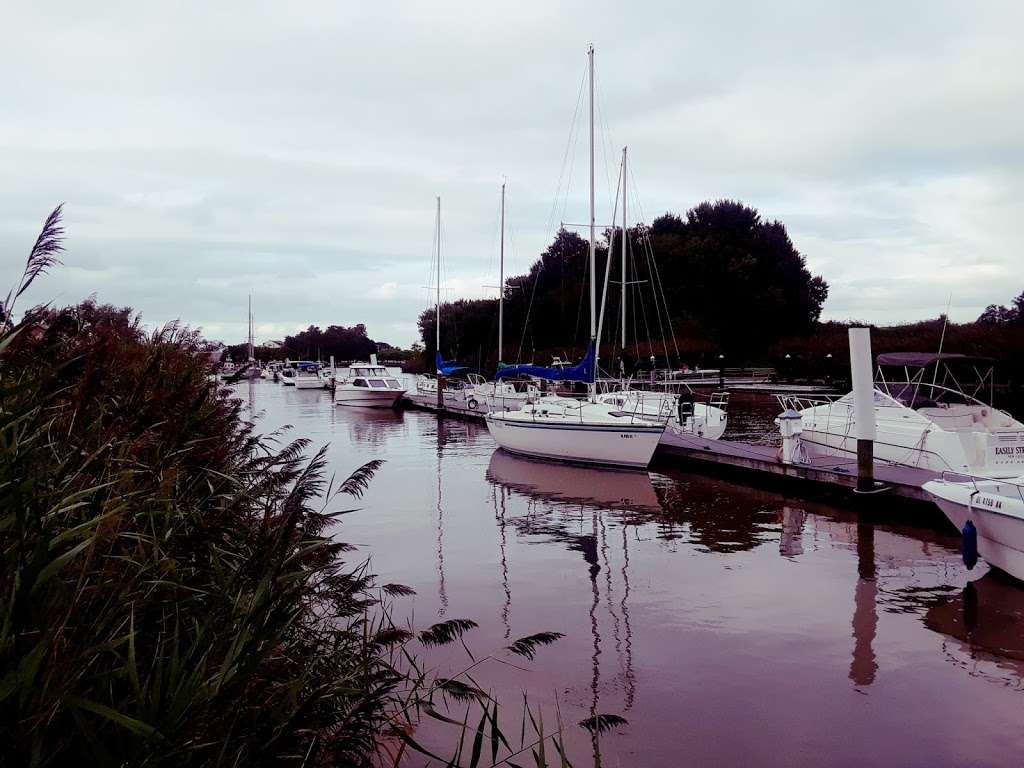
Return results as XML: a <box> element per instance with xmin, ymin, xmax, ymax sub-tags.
<box><xmin>776</xmin><ymin>409</ymin><xmax>804</xmax><ymax>464</ymax></box>
<box><xmin>848</xmin><ymin>327</ymin><xmax>876</xmax><ymax>492</ymax></box>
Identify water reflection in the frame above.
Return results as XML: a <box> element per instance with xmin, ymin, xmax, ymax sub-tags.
<box><xmin>329</xmin><ymin>406</ymin><xmax>406</xmax><ymax>448</ymax></box>
<box><xmin>486</xmin><ymin>450</ymin><xmax>641</xmax><ymax>765</ymax></box>
<box><xmin>850</xmin><ymin>520</ymin><xmax>878</xmax><ymax>687</ymax></box>
<box><xmin>235</xmin><ymin>381</ymin><xmax>1024</xmax><ymax>766</ymax></box>
<box><xmin>779</xmin><ymin>505</ymin><xmax>807</xmax><ymax>557</ymax></box>
<box><xmin>923</xmin><ymin>574</ymin><xmax>1024</xmax><ymax>688</ymax></box>
<box><xmin>435</xmin><ymin>420</ymin><xmax>447</xmax><ymax>617</ymax></box>
<box><xmin>486</xmin><ymin>450</ymin><xmax>661</xmax><ymax>513</ymax></box>
<box><xmin>651</xmin><ymin>470</ymin><xmax>782</xmax><ymax>553</ymax></box>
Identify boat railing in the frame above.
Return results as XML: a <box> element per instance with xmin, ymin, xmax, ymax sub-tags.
<box><xmin>938</xmin><ymin>471</ymin><xmax>1024</xmax><ymax>503</ymax></box>
<box><xmin>775</xmin><ymin>393</ymin><xmax>837</xmax><ymax>412</ymax></box>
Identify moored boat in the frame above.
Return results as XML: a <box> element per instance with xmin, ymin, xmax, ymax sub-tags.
<box><xmin>335</xmin><ymin>357</ymin><xmax>406</xmax><ymax>408</ymax></box>
<box><xmin>486</xmin><ymin>48</ymin><xmax>669</xmax><ymax>469</ymax></box>
<box><xmin>784</xmin><ymin>353</ymin><xmax>1024</xmax><ymax>478</ymax></box>
<box><xmin>287</xmin><ymin>361</ymin><xmax>323</xmax><ymax>389</ymax></box>
<box><xmin>924</xmin><ymin>474</ymin><xmax>1024</xmax><ymax>582</ymax></box>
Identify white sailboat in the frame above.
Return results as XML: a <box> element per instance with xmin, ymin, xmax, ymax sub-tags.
<box><xmin>593</xmin><ymin>146</ymin><xmax>728</xmax><ymax>440</ymax></box>
<box><xmin>410</xmin><ymin>197</ymin><xmax>474</xmax><ymax>406</ymax></box>
<box><xmin>486</xmin><ymin>46</ymin><xmax>667</xmax><ymax>470</ymax></box>
<box><xmin>467</xmin><ymin>181</ymin><xmax>543</xmax><ymax>412</ymax></box>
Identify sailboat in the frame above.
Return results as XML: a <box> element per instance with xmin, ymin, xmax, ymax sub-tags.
<box><xmin>244</xmin><ymin>294</ymin><xmax>262</xmax><ymax>379</ymax></box>
<box><xmin>412</xmin><ymin>197</ymin><xmax>473</xmax><ymax>405</ymax></box>
<box><xmin>467</xmin><ymin>181</ymin><xmax>542</xmax><ymax>412</ymax></box>
<box><xmin>593</xmin><ymin>147</ymin><xmax>728</xmax><ymax>440</ymax></box>
<box><xmin>485</xmin><ymin>46</ymin><xmax>667</xmax><ymax>469</ymax></box>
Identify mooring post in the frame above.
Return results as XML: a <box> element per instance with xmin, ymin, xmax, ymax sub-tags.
<box><xmin>848</xmin><ymin>327</ymin><xmax>876</xmax><ymax>493</ymax></box>
<box><xmin>437</xmin><ymin>376</ymin><xmax>446</xmax><ymax>410</ymax></box>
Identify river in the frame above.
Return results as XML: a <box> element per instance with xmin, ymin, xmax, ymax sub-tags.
<box><xmin>236</xmin><ymin>379</ymin><xmax>1024</xmax><ymax>767</ymax></box>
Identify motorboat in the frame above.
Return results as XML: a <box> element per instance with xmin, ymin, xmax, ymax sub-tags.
<box><xmin>335</xmin><ymin>358</ymin><xmax>406</xmax><ymax>408</ymax></box>
<box><xmin>782</xmin><ymin>353</ymin><xmax>1024</xmax><ymax>478</ymax></box>
<box><xmin>286</xmin><ymin>361</ymin><xmax>323</xmax><ymax>390</ymax></box>
<box><xmin>924</xmin><ymin>474</ymin><xmax>1024</xmax><ymax>582</ymax></box>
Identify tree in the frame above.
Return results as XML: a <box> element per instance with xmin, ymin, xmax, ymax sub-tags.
<box><xmin>977</xmin><ymin>290</ymin><xmax>1022</xmax><ymax>325</ymax></box>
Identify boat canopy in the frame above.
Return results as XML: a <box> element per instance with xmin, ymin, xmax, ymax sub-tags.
<box><xmin>876</xmin><ymin>352</ymin><xmax>994</xmax><ymax>367</ymax></box>
<box><xmin>494</xmin><ymin>342</ymin><xmax>596</xmax><ymax>382</ymax></box>
<box><xmin>435</xmin><ymin>351</ymin><xmax>470</xmax><ymax>376</ymax></box>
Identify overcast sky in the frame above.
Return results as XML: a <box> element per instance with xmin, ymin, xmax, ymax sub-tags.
<box><xmin>2</xmin><ymin>1</ymin><xmax>1022</xmax><ymax>347</ymax></box>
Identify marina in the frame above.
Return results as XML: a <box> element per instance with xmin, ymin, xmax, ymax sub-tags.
<box><xmin>6</xmin><ymin>7</ymin><xmax>1024</xmax><ymax>764</ymax></box>
<box><xmin>232</xmin><ymin>375</ymin><xmax>1024</xmax><ymax>767</ymax></box>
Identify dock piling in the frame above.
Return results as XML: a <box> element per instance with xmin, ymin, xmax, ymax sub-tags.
<box><xmin>848</xmin><ymin>328</ymin><xmax>876</xmax><ymax>493</ymax></box>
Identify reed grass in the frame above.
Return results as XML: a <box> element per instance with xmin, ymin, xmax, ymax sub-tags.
<box><xmin>0</xmin><ymin>207</ymin><xmax>625</xmax><ymax>767</ymax></box>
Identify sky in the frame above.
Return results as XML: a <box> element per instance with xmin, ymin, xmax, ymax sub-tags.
<box><xmin>2</xmin><ymin>1</ymin><xmax>1022</xmax><ymax>347</ymax></box>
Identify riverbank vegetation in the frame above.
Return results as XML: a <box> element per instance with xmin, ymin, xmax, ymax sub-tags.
<box><xmin>1</xmin><ymin>209</ymin><xmax>606</xmax><ymax>766</ymax></box>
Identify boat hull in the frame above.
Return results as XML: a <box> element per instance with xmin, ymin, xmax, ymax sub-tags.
<box><xmin>293</xmin><ymin>378</ymin><xmax>323</xmax><ymax>389</ymax></box>
<box><xmin>925</xmin><ymin>480</ymin><xmax>1024</xmax><ymax>581</ymax></box>
<box><xmin>485</xmin><ymin>415</ymin><xmax>664</xmax><ymax>468</ymax></box>
<box><xmin>335</xmin><ymin>389</ymin><xmax>405</xmax><ymax>408</ymax></box>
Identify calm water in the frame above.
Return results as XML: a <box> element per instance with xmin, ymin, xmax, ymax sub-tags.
<box><xmin>237</xmin><ymin>380</ymin><xmax>1024</xmax><ymax>767</ymax></box>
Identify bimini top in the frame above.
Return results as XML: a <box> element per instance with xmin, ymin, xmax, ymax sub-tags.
<box><xmin>876</xmin><ymin>352</ymin><xmax>995</xmax><ymax>367</ymax></box>
<box><xmin>494</xmin><ymin>342</ymin><xmax>596</xmax><ymax>383</ymax></box>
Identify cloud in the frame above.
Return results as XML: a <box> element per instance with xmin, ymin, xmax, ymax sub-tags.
<box><xmin>2</xmin><ymin>0</ymin><xmax>1022</xmax><ymax>345</ymax></box>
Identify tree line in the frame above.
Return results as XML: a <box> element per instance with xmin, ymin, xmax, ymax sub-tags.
<box><xmin>418</xmin><ymin>199</ymin><xmax>829</xmax><ymax>373</ymax></box>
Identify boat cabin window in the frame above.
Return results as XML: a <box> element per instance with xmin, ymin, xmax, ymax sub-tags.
<box><xmin>369</xmin><ymin>379</ymin><xmax>386</xmax><ymax>388</ymax></box>
<box><xmin>353</xmin><ymin>378</ymin><xmax>368</xmax><ymax>388</ymax></box>
<box><xmin>386</xmin><ymin>379</ymin><xmax>401</xmax><ymax>388</ymax></box>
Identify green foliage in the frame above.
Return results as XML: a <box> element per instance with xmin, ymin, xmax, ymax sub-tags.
<box><xmin>0</xmin><ymin>298</ymin><xmax>405</xmax><ymax>765</ymax></box>
<box><xmin>419</xmin><ymin>201</ymin><xmax>830</xmax><ymax>371</ymax></box>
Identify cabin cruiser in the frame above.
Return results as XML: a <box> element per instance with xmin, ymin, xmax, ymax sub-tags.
<box><xmin>335</xmin><ymin>359</ymin><xmax>406</xmax><ymax>408</ymax></box>
<box><xmin>285</xmin><ymin>361</ymin><xmax>323</xmax><ymax>390</ymax></box>
<box><xmin>595</xmin><ymin>386</ymin><xmax>729</xmax><ymax>440</ymax></box>
<box><xmin>925</xmin><ymin>474</ymin><xmax>1024</xmax><ymax>582</ymax></box>
<box><xmin>782</xmin><ymin>353</ymin><xmax>1024</xmax><ymax>478</ymax></box>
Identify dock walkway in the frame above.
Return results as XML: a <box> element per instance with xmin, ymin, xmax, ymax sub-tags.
<box><xmin>657</xmin><ymin>429</ymin><xmax>938</xmax><ymax>502</ymax></box>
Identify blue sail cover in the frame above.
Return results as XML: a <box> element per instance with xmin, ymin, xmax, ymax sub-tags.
<box><xmin>436</xmin><ymin>351</ymin><xmax>470</xmax><ymax>376</ymax></box>
<box><xmin>494</xmin><ymin>342</ymin><xmax>596</xmax><ymax>382</ymax></box>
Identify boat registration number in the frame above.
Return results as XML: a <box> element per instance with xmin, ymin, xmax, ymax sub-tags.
<box><xmin>976</xmin><ymin>494</ymin><xmax>1004</xmax><ymax>511</ymax></box>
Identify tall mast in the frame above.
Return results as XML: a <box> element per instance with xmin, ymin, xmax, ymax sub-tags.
<box><xmin>247</xmin><ymin>293</ymin><xmax>254</xmax><ymax>362</ymax></box>
<box><xmin>498</xmin><ymin>181</ymin><xmax>506</xmax><ymax>365</ymax></box>
<box><xmin>587</xmin><ymin>45</ymin><xmax>596</xmax><ymax>343</ymax></box>
<box><xmin>435</xmin><ymin>196</ymin><xmax>441</xmax><ymax>356</ymax></box>
<box><xmin>621</xmin><ymin>146</ymin><xmax>627</xmax><ymax>351</ymax></box>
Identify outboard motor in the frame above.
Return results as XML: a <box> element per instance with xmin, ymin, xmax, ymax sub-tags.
<box><xmin>962</xmin><ymin>520</ymin><xmax>978</xmax><ymax>570</ymax></box>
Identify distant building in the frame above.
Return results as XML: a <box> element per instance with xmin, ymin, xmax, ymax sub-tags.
<box><xmin>260</xmin><ymin>340</ymin><xmax>285</xmax><ymax>349</ymax></box>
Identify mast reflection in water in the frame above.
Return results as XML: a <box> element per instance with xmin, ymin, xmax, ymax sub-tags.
<box><xmin>239</xmin><ymin>379</ymin><xmax>1024</xmax><ymax>767</ymax></box>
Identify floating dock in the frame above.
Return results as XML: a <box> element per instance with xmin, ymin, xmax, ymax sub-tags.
<box><xmin>402</xmin><ymin>394</ymin><xmax>940</xmax><ymax>505</ymax></box>
<box><xmin>656</xmin><ymin>429</ymin><xmax>938</xmax><ymax>503</ymax></box>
